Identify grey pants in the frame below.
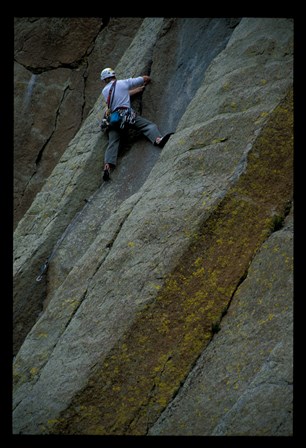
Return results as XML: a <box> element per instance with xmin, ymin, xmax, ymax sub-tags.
<box><xmin>104</xmin><ymin>114</ymin><xmax>161</xmax><ymax>166</ymax></box>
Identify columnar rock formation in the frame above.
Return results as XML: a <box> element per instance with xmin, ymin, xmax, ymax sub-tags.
<box><xmin>13</xmin><ymin>17</ymin><xmax>293</xmax><ymax>435</ymax></box>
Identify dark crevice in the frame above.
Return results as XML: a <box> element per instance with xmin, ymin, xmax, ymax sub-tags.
<box><xmin>14</xmin><ymin>58</ymin><xmax>86</xmax><ymax>75</ymax></box>
<box><xmin>104</xmin><ymin>207</ymin><xmax>137</xmax><ymax>252</ymax></box>
<box><xmin>35</xmin><ymin>85</ymin><xmax>70</xmax><ymax>167</ymax></box>
<box><xmin>35</xmin><ymin>140</ymin><xmax>48</xmax><ymax>167</ymax></box>
<box><xmin>125</xmin><ymin>351</ymin><xmax>173</xmax><ymax>435</ymax></box>
<box><xmin>81</xmin><ymin>62</ymin><xmax>88</xmax><ymax>121</ymax></box>
<box><xmin>63</xmin><ymin>289</ymin><xmax>88</xmax><ymax>333</ymax></box>
<box><xmin>80</xmin><ymin>18</ymin><xmax>109</xmax><ymax>120</ymax></box>
<box><xmin>270</xmin><ymin>200</ymin><xmax>292</xmax><ymax>234</ymax></box>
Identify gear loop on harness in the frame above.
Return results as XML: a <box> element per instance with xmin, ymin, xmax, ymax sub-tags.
<box><xmin>119</xmin><ymin>108</ymin><xmax>136</xmax><ymax>129</ymax></box>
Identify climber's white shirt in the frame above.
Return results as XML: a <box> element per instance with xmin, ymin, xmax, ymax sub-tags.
<box><xmin>102</xmin><ymin>77</ymin><xmax>144</xmax><ymax>111</ymax></box>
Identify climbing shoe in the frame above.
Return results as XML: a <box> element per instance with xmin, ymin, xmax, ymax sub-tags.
<box><xmin>154</xmin><ymin>133</ymin><xmax>174</xmax><ymax>148</ymax></box>
<box><xmin>103</xmin><ymin>164</ymin><xmax>111</xmax><ymax>181</ymax></box>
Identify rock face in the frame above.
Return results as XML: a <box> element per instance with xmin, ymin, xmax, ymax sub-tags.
<box><xmin>13</xmin><ymin>18</ymin><xmax>293</xmax><ymax>436</ymax></box>
<box><xmin>149</xmin><ymin>209</ymin><xmax>293</xmax><ymax>436</ymax></box>
<box><xmin>14</xmin><ymin>17</ymin><xmax>143</xmax><ymax>228</ymax></box>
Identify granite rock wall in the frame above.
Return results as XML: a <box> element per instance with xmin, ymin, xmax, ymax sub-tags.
<box><xmin>13</xmin><ymin>18</ymin><xmax>293</xmax><ymax>435</ymax></box>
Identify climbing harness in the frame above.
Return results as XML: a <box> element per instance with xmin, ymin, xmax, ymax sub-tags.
<box><xmin>100</xmin><ymin>80</ymin><xmax>117</xmax><ymax>132</ymax></box>
<box><xmin>119</xmin><ymin>108</ymin><xmax>136</xmax><ymax>128</ymax></box>
<box><xmin>106</xmin><ymin>81</ymin><xmax>136</xmax><ymax>130</ymax></box>
<box><xmin>107</xmin><ymin>80</ymin><xmax>117</xmax><ymax>117</ymax></box>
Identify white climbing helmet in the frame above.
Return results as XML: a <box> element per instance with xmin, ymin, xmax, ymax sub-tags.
<box><xmin>100</xmin><ymin>67</ymin><xmax>116</xmax><ymax>81</ymax></box>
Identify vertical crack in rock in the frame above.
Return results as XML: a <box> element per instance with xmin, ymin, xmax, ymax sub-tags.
<box><xmin>81</xmin><ymin>63</ymin><xmax>88</xmax><ymax>122</ymax></box>
<box><xmin>35</xmin><ymin>85</ymin><xmax>71</xmax><ymax>167</ymax></box>
<box><xmin>50</xmin><ymin>88</ymin><xmax>293</xmax><ymax>436</ymax></box>
<box><xmin>62</xmin><ymin>289</ymin><xmax>88</xmax><ymax>333</ymax></box>
<box><xmin>13</xmin><ymin>18</ymin><xmax>293</xmax><ymax>436</ymax></box>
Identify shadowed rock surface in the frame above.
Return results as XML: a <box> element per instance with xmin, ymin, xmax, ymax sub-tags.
<box><xmin>13</xmin><ymin>18</ymin><xmax>293</xmax><ymax>435</ymax></box>
<box><xmin>14</xmin><ymin>17</ymin><xmax>143</xmax><ymax>229</ymax></box>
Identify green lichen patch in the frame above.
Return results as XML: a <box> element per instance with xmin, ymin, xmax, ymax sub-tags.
<box><xmin>53</xmin><ymin>89</ymin><xmax>293</xmax><ymax>435</ymax></box>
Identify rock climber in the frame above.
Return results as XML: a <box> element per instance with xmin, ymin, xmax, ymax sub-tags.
<box><xmin>100</xmin><ymin>67</ymin><xmax>173</xmax><ymax>181</ymax></box>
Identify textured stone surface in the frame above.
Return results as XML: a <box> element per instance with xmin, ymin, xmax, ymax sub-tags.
<box><xmin>14</xmin><ymin>17</ymin><xmax>143</xmax><ymax>228</ymax></box>
<box><xmin>48</xmin><ymin>89</ymin><xmax>293</xmax><ymax>436</ymax></box>
<box><xmin>13</xmin><ymin>18</ymin><xmax>293</xmax><ymax>435</ymax></box>
<box><xmin>12</xmin><ymin>17</ymin><xmax>165</xmax><ymax>356</ymax></box>
<box><xmin>47</xmin><ymin>17</ymin><xmax>239</xmax><ymax>298</ymax></box>
<box><xmin>14</xmin><ymin>17</ymin><xmax>102</xmax><ymax>68</ymax></box>
<box><xmin>150</xmin><ymin>210</ymin><xmax>293</xmax><ymax>435</ymax></box>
